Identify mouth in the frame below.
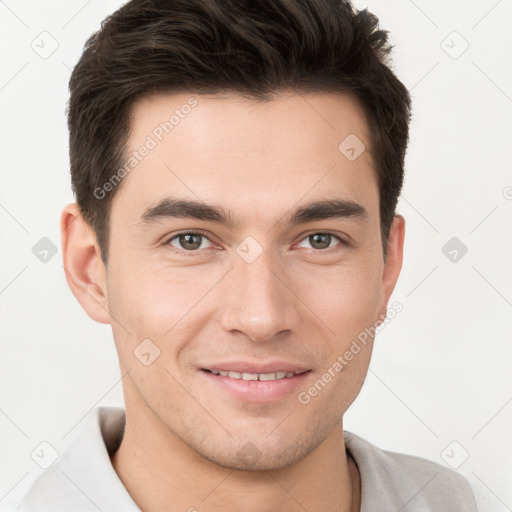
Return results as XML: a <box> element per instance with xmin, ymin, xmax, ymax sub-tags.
<box><xmin>199</xmin><ymin>366</ymin><xmax>312</xmax><ymax>402</ymax></box>
<box><xmin>202</xmin><ymin>368</ymin><xmax>310</xmax><ymax>381</ymax></box>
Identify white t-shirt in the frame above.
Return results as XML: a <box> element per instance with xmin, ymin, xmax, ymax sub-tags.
<box><xmin>17</xmin><ymin>406</ymin><xmax>478</xmax><ymax>511</ymax></box>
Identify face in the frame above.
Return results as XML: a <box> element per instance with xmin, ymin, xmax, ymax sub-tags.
<box><xmin>76</xmin><ymin>91</ymin><xmax>404</xmax><ymax>471</ymax></box>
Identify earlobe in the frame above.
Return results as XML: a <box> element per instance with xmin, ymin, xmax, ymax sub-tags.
<box><xmin>60</xmin><ymin>203</ymin><xmax>111</xmax><ymax>324</ymax></box>
<box><xmin>379</xmin><ymin>214</ymin><xmax>405</xmax><ymax>319</ymax></box>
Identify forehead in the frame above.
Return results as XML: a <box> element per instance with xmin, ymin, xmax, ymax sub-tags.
<box><xmin>110</xmin><ymin>90</ymin><xmax>378</xmax><ymax>227</ymax></box>
<box><xmin>128</xmin><ymin>90</ymin><xmax>370</xmax><ymax>154</ymax></box>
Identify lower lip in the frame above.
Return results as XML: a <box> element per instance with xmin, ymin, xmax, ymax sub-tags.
<box><xmin>200</xmin><ymin>370</ymin><xmax>311</xmax><ymax>403</ymax></box>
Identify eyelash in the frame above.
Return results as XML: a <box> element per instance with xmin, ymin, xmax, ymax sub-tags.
<box><xmin>164</xmin><ymin>230</ymin><xmax>347</xmax><ymax>256</ymax></box>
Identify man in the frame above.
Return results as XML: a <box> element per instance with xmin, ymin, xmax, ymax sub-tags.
<box><xmin>17</xmin><ymin>0</ymin><xmax>477</xmax><ymax>510</ymax></box>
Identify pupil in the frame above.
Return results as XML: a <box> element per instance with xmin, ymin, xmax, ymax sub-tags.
<box><xmin>310</xmin><ymin>233</ymin><xmax>330</xmax><ymax>249</ymax></box>
<box><xmin>181</xmin><ymin>234</ymin><xmax>201</xmax><ymax>250</ymax></box>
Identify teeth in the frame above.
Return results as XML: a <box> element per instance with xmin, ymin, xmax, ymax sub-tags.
<box><xmin>209</xmin><ymin>370</ymin><xmax>300</xmax><ymax>381</ymax></box>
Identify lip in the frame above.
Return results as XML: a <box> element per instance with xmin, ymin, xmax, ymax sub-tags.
<box><xmin>201</xmin><ymin>361</ymin><xmax>311</xmax><ymax>374</ymax></box>
<box><xmin>199</xmin><ymin>365</ymin><xmax>312</xmax><ymax>403</ymax></box>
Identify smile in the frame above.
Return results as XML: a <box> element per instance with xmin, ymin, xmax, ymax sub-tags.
<box><xmin>204</xmin><ymin>369</ymin><xmax>309</xmax><ymax>381</ymax></box>
<box><xmin>200</xmin><ymin>368</ymin><xmax>312</xmax><ymax>402</ymax></box>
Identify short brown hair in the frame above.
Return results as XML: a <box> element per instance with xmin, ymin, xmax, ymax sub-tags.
<box><xmin>68</xmin><ymin>0</ymin><xmax>411</xmax><ymax>264</ymax></box>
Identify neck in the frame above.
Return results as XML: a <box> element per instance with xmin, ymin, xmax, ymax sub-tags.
<box><xmin>111</xmin><ymin>403</ymin><xmax>360</xmax><ymax>512</ymax></box>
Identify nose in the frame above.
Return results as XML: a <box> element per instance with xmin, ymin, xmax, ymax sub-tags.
<box><xmin>218</xmin><ymin>249</ymin><xmax>299</xmax><ymax>343</ymax></box>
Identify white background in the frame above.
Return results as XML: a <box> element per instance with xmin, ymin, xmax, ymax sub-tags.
<box><xmin>1</xmin><ymin>0</ymin><xmax>511</xmax><ymax>510</ymax></box>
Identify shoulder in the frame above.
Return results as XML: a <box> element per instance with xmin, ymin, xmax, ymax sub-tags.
<box><xmin>344</xmin><ymin>431</ymin><xmax>478</xmax><ymax>512</ymax></box>
<box><xmin>16</xmin><ymin>406</ymin><xmax>138</xmax><ymax>512</ymax></box>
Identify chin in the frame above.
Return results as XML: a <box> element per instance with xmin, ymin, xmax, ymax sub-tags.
<box><xmin>193</xmin><ymin>433</ymin><xmax>320</xmax><ymax>472</ymax></box>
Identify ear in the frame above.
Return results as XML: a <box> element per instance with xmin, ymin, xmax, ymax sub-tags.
<box><xmin>378</xmin><ymin>214</ymin><xmax>405</xmax><ymax>319</ymax></box>
<box><xmin>60</xmin><ymin>203</ymin><xmax>111</xmax><ymax>324</ymax></box>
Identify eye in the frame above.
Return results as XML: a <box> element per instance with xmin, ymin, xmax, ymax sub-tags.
<box><xmin>297</xmin><ymin>232</ymin><xmax>344</xmax><ymax>251</ymax></box>
<box><xmin>167</xmin><ymin>232</ymin><xmax>213</xmax><ymax>251</ymax></box>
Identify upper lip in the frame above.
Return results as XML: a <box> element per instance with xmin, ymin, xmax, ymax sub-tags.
<box><xmin>201</xmin><ymin>361</ymin><xmax>311</xmax><ymax>374</ymax></box>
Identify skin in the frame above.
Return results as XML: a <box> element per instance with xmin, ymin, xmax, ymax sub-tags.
<box><xmin>61</xmin><ymin>91</ymin><xmax>405</xmax><ymax>512</ymax></box>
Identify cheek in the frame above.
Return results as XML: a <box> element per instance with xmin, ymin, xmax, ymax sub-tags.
<box><xmin>106</xmin><ymin>261</ymin><xmax>223</xmax><ymax>357</ymax></box>
<box><xmin>294</xmin><ymin>259</ymin><xmax>382</xmax><ymax>339</ymax></box>
<box><xmin>109</xmin><ymin>260</ymin><xmax>187</xmax><ymax>327</ymax></box>
<box><xmin>106</xmin><ymin>261</ymin><xmax>172</xmax><ymax>356</ymax></box>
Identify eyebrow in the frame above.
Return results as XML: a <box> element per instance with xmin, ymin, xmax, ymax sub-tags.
<box><xmin>137</xmin><ymin>197</ymin><xmax>368</xmax><ymax>228</ymax></box>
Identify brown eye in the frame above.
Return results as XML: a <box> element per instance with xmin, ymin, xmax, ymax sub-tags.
<box><xmin>298</xmin><ymin>232</ymin><xmax>343</xmax><ymax>250</ymax></box>
<box><xmin>168</xmin><ymin>232</ymin><xmax>211</xmax><ymax>251</ymax></box>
